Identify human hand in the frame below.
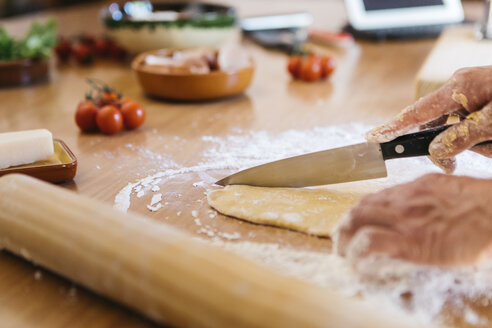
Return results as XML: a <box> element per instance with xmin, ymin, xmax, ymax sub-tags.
<box><xmin>366</xmin><ymin>66</ymin><xmax>492</xmax><ymax>173</ymax></box>
<box><xmin>335</xmin><ymin>174</ymin><xmax>492</xmax><ymax>266</ymax></box>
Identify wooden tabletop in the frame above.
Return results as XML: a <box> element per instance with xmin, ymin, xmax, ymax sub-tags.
<box><xmin>0</xmin><ymin>1</ymin><xmax>485</xmax><ymax>327</ymax></box>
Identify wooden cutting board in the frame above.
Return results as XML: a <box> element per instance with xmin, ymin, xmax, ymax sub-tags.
<box><xmin>415</xmin><ymin>25</ymin><xmax>492</xmax><ymax>99</ymax></box>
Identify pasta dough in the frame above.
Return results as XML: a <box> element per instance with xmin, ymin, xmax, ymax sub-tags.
<box><xmin>207</xmin><ymin>185</ymin><xmax>366</xmax><ymax>237</ymax></box>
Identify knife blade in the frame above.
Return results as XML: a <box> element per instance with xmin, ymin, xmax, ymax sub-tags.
<box><xmin>215</xmin><ymin>125</ymin><xmax>492</xmax><ymax>187</ymax></box>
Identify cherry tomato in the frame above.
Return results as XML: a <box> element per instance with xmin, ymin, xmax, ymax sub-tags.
<box><xmin>320</xmin><ymin>56</ymin><xmax>336</xmax><ymax>78</ymax></box>
<box><xmin>119</xmin><ymin>96</ymin><xmax>133</xmax><ymax>105</ymax></box>
<box><xmin>107</xmin><ymin>41</ymin><xmax>127</xmax><ymax>60</ymax></box>
<box><xmin>299</xmin><ymin>56</ymin><xmax>322</xmax><ymax>82</ymax></box>
<box><xmin>98</xmin><ymin>91</ymin><xmax>120</xmax><ymax>107</ymax></box>
<box><xmin>287</xmin><ymin>55</ymin><xmax>303</xmax><ymax>79</ymax></box>
<box><xmin>120</xmin><ymin>100</ymin><xmax>145</xmax><ymax>129</ymax></box>
<box><xmin>55</xmin><ymin>37</ymin><xmax>72</xmax><ymax>62</ymax></box>
<box><xmin>72</xmin><ymin>43</ymin><xmax>93</xmax><ymax>65</ymax></box>
<box><xmin>79</xmin><ymin>34</ymin><xmax>96</xmax><ymax>47</ymax></box>
<box><xmin>93</xmin><ymin>38</ymin><xmax>110</xmax><ymax>57</ymax></box>
<box><xmin>75</xmin><ymin>99</ymin><xmax>98</xmax><ymax>132</ymax></box>
<box><xmin>96</xmin><ymin>105</ymin><xmax>123</xmax><ymax>135</ymax></box>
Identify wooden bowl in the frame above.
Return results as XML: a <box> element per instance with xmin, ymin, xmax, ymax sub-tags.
<box><xmin>0</xmin><ymin>58</ymin><xmax>49</xmax><ymax>87</ymax></box>
<box><xmin>132</xmin><ymin>52</ymin><xmax>254</xmax><ymax>101</ymax></box>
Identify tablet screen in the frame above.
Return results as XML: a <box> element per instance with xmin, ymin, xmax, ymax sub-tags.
<box><xmin>362</xmin><ymin>0</ymin><xmax>444</xmax><ymax>11</ymax></box>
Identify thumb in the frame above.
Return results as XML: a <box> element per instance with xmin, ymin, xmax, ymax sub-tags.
<box><xmin>427</xmin><ymin>156</ymin><xmax>456</xmax><ymax>174</ymax></box>
<box><xmin>471</xmin><ymin>144</ymin><xmax>492</xmax><ymax>158</ymax></box>
<box><xmin>429</xmin><ymin>101</ymin><xmax>492</xmax><ymax>159</ymax></box>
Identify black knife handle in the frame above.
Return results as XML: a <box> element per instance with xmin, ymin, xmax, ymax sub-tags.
<box><xmin>380</xmin><ymin>125</ymin><xmax>492</xmax><ymax>160</ymax></box>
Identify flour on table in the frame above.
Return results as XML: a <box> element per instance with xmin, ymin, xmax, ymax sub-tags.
<box><xmin>150</xmin><ymin>193</ymin><xmax>162</xmax><ymax>206</ymax></box>
<box><xmin>146</xmin><ymin>203</ymin><xmax>162</xmax><ymax>212</ymax></box>
<box><xmin>218</xmin><ymin>231</ymin><xmax>241</xmax><ymax>240</ymax></box>
<box><xmin>113</xmin><ymin>122</ymin><xmax>492</xmax><ymax>326</ymax></box>
<box><xmin>215</xmin><ymin>240</ymin><xmax>492</xmax><ymax>327</ymax></box>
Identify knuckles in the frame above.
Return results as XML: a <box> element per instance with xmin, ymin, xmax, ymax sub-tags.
<box><xmin>450</xmin><ymin>67</ymin><xmax>492</xmax><ymax>111</ymax></box>
<box><xmin>336</xmin><ymin>174</ymin><xmax>492</xmax><ymax>265</ymax></box>
<box><xmin>451</xmin><ymin>66</ymin><xmax>481</xmax><ymax>86</ymax></box>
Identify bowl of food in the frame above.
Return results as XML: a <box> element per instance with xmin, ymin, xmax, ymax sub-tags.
<box><xmin>132</xmin><ymin>45</ymin><xmax>254</xmax><ymax>100</ymax></box>
<box><xmin>0</xmin><ymin>20</ymin><xmax>56</xmax><ymax>87</ymax></box>
<box><xmin>101</xmin><ymin>1</ymin><xmax>238</xmax><ymax>54</ymax></box>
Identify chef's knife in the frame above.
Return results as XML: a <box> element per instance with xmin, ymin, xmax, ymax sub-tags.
<box><xmin>215</xmin><ymin>125</ymin><xmax>492</xmax><ymax>187</ymax></box>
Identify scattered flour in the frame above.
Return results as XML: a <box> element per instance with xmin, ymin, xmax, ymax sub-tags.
<box><xmin>34</xmin><ymin>270</ymin><xmax>43</xmax><ymax>281</ymax></box>
<box><xmin>218</xmin><ymin>232</ymin><xmax>241</xmax><ymax>240</ymax></box>
<box><xmin>150</xmin><ymin>193</ymin><xmax>162</xmax><ymax>206</ymax></box>
<box><xmin>261</xmin><ymin>212</ymin><xmax>279</xmax><ymax>220</ymax></box>
<box><xmin>282</xmin><ymin>213</ymin><xmax>303</xmax><ymax>223</ymax></box>
<box><xmin>198</xmin><ymin>226</ymin><xmax>216</xmax><ymax>237</ymax></box>
<box><xmin>214</xmin><ymin>240</ymin><xmax>492</xmax><ymax>326</ymax></box>
<box><xmin>146</xmin><ymin>203</ymin><xmax>162</xmax><ymax>212</ymax></box>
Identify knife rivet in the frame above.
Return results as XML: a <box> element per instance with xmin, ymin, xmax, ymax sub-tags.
<box><xmin>395</xmin><ymin>145</ymin><xmax>405</xmax><ymax>154</ymax></box>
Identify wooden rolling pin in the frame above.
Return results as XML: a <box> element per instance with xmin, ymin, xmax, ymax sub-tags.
<box><xmin>0</xmin><ymin>174</ymin><xmax>427</xmax><ymax>328</ymax></box>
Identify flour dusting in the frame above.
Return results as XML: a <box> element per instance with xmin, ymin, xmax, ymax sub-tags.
<box><xmin>215</xmin><ymin>240</ymin><xmax>492</xmax><ymax>326</ymax></box>
<box><xmin>113</xmin><ymin>123</ymin><xmax>492</xmax><ymax>326</ymax></box>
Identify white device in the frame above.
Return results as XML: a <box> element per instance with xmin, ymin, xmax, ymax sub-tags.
<box><xmin>344</xmin><ymin>0</ymin><xmax>464</xmax><ymax>31</ymax></box>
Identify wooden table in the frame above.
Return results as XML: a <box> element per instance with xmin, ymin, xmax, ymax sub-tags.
<box><xmin>0</xmin><ymin>1</ymin><xmax>485</xmax><ymax>327</ymax></box>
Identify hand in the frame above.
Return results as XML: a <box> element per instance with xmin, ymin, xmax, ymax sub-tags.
<box><xmin>366</xmin><ymin>66</ymin><xmax>492</xmax><ymax>173</ymax></box>
<box><xmin>335</xmin><ymin>174</ymin><xmax>492</xmax><ymax>266</ymax></box>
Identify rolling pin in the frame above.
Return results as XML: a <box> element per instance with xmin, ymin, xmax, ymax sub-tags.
<box><xmin>0</xmin><ymin>174</ymin><xmax>427</xmax><ymax>328</ymax></box>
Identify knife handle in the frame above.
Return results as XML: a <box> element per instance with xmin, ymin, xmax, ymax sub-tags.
<box><xmin>380</xmin><ymin>125</ymin><xmax>492</xmax><ymax>160</ymax></box>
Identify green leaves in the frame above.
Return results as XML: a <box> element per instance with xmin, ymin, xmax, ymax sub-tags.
<box><xmin>0</xmin><ymin>19</ymin><xmax>57</xmax><ymax>61</ymax></box>
<box><xmin>0</xmin><ymin>28</ymin><xmax>15</xmax><ymax>60</ymax></box>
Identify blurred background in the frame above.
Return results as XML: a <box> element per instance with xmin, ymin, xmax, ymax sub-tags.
<box><xmin>0</xmin><ymin>0</ymin><xmax>482</xmax><ymax>18</ymax></box>
<box><xmin>0</xmin><ymin>0</ymin><xmax>100</xmax><ymax>17</ymax></box>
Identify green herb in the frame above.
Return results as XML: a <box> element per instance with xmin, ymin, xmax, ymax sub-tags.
<box><xmin>104</xmin><ymin>13</ymin><xmax>236</xmax><ymax>30</ymax></box>
<box><xmin>0</xmin><ymin>19</ymin><xmax>57</xmax><ymax>61</ymax></box>
<box><xmin>0</xmin><ymin>29</ymin><xmax>14</xmax><ymax>60</ymax></box>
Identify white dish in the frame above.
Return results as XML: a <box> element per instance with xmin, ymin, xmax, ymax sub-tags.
<box><xmin>102</xmin><ymin>2</ymin><xmax>238</xmax><ymax>53</ymax></box>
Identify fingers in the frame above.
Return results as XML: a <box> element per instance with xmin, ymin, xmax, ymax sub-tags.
<box><xmin>427</xmin><ymin>156</ymin><xmax>456</xmax><ymax>174</ymax></box>
<box><xmin>471</xmin><ymin>144</ymin><xmax>492</xmax><ymax>158</ymax></box>
<box><xmin>341</xmin><ymin>226</ymin><xmax>413</xmax><ymax>262</ymax></box>
<box><xmin>335</xmin><ymin>174</ymin><xmax>447</xmax><ymax>261</ymax></box>
<box><xmin>335</xmin><ymin>191</ymin><xmax>406</xmax><ymax>256</ymax></box>
<box><xmin>419</xmin><ymin>115</ymin><xmax>449</xmax><ymax>130</ymax></box>
<box><xmin>423</xmin><ymin>117</ymin><xmax>458</xmax><ymax>173</ymax></box>
<box><xmin>366</xmin><ymin>86</ymin><xmax>461</xmax><ymax>142</ymax></box>
<box><xmin>429</xmin><ymin>101</ymin><xmax>492</xmax><ymax>159</ymax></box>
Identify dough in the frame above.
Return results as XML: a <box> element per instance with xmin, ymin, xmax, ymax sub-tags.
<box><xmin>207</xmin><ymin>185</ymin><xmax>366</xmax><ymax>237</ymax></box>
